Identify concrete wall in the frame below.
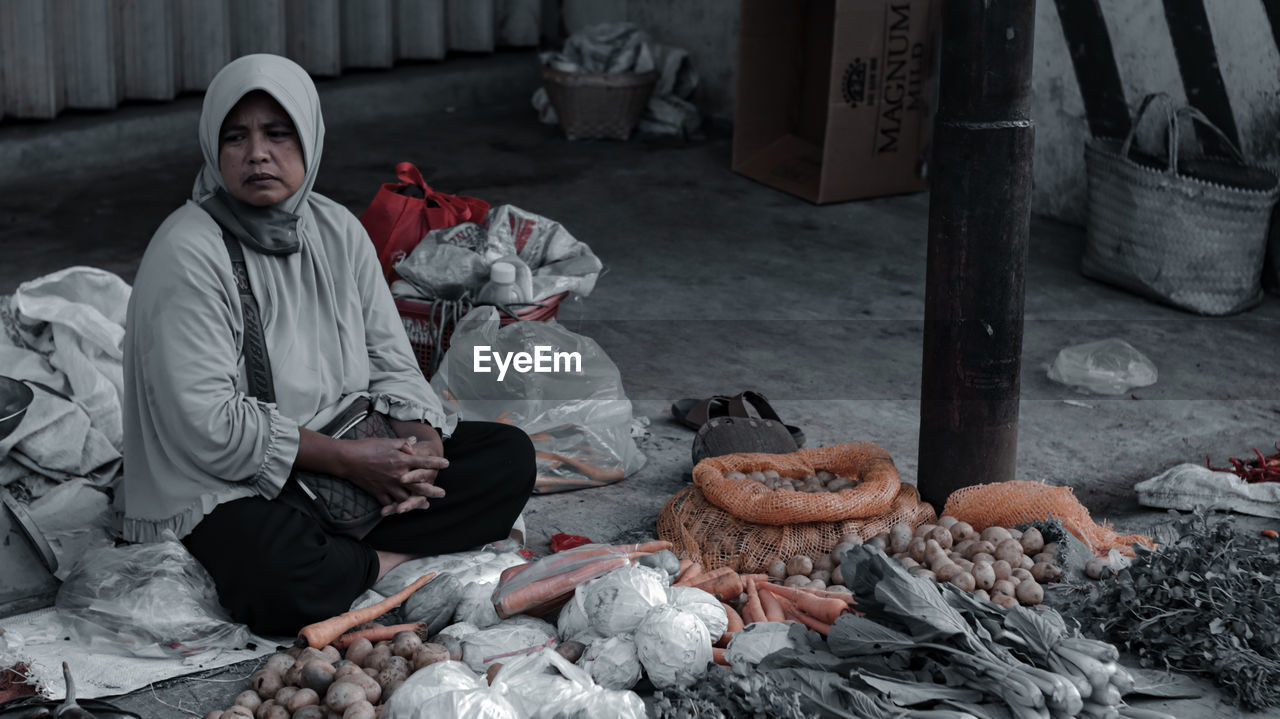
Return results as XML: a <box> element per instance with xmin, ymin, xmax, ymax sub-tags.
<box><xmin>565</xmin><ymin>0</ymin><xmax>1280</xmax><ymax>224</ymax></box>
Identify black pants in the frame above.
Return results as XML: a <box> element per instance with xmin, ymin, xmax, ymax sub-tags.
<box><xmin>183</xmin><ymin>421</ymin><xmax>535</xmax><ymax>636</ymax></box>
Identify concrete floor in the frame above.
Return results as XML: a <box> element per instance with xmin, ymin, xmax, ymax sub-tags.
<box><xmin>2</xmin><ymin>60</ymin><xmax>1279</xmax><ymax>717</ymax></box>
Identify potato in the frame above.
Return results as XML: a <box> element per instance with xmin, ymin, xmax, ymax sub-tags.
<box><xmin>414</xmin><ymin>643</ymin><xmax>451</xmax><ymax>670</ymax></box>
<box><xmin>923</xmin><ymin>539</ymin><xmax>949</xmax><ymax>569</ymax></box>
<box><xmin>1031</xmin><ymin>562</ymin><xmax>1062</xmax><ymax>583</ymax></box>
<box><xmin>235</xmin><ymin>690</ymin><xmax>262</xmax><ymax>711</ymax></box>
<box><xmin>1085</xmin><ymin>556</ymin><xmax>1113</xmax><ymax>580</ymax></box>
<box><xmin>292</xmin><ymin>707</ymin><xmax>325</xmax><ymax>719</ymax></box>
<box><xmin>365</xmin><ymin>644</ymin><xmax>392</xmax><ymax>672</ymax></box>
<box><xmin>300</xmin><ymin>660</ymin><xmax>336</xmax><ymax>694</ymax></box>
<box><xmin>204</xmin><ymin>711</ymin><xmax>223</xmax><ymax>719</ymax></box>
<box><xmin>888</xmin><ymin>523</ymin><xmax>914</xmax><ymax>554</ymax></box>
<box><xmin>344</xmin><ymin>670</ymin><xmax>382</xmax><ymax>704</ymax></box>
<box><xmin>1019</xmin><ymin>528</ymin><xmax>1045</xmax><ymax>554</ymax></box>
<box><xmin>809</xmin><ymin>569</ymin><xmax>831</xmax><ymax>585</ymax></box>
<box><xmin>963</xmin><ymin>540</ymin><xmax>996</xmax><ymax>559</ymax></box>
<box><xmin>286</xmin><ymin>688</ymin><xmax>320</xmax><ymax>714</ymax></box>
<box><xmin>272</xmin><ymin>687</ymin><xmax>298</xmax><ymax>707</ymax></box>
<box><xmin>972</xmin><ymin>589</ymin><xmax>990</xmax><ymax>603</ymax></box>
<box><xmin>296</xmin><ymin>648</ymin><xmax>325</xmax><ymax>666</ymax></box>
<box><xmin>865</xmin><ymin>535</ymin><xmax>887</xmax><ymax>552</ymax></box>
<box><xmin>1032</xmin><ymin>551</ymin><xmax>1056</xmax><ymax>565</ymax></box>
<box><xmin>319</xmin><ymin>646</ymin><xmax>341</xmax><ymax>664</ymax></box>
<box><xmin>954</xmin><ymin>558</ymin><xmax>974</xmax><ymax>573</ymax></box>
<box><xmin>947</xmin><ymin>551</ymin><xmax>963</xmax><ymax>563</ymax></box>
<box><xmin>972</xmin><ymin>562</ymin><xmax>996</xmax><ymax>591</ymax></box>
<box><xmin>786</xmin><ymin>555</ymin><xmax>814</xmax><ymax>577</ymax></box>
<box><xmin>826</xmin><ymin>584</ymin><xmax>853</xmax><ymax>596</ymax></box>
<box><xmin>1015</xmin><ymin>580</ymin><xmax>1044</xmax><ymax>605</ymax></box>
<box><xmin>839</xmin><ymin>532</ymin><xmax>865</xmax><ymax>547</ymax></box>
<box><xmin>392</xmin><ymin>631</ymin><xmax>423</xmax><ymax>659</ymax></box>
<box><xmin>936</xmin><ymin>515</ymin><xmax>959</xmax><ymax>529</ymax></box>
<box><xmin>952</xmin><ymin>539</ymin><xmax>977</xmax><ymax>557</ymax></box>
<box><xmin>933</xmin><ymin>563</ymin><xmax>963</xmax><ymax>583</ymax></box>
<box><xmin>829</xmin><ymin>564</ymin><xmax>844</xmax><ymax>586</ymax></box>
<box><xmin>926</xmin><ymin>527</ymin><xmax>954</xmax><ymax>550</ymax></box>
<box><xmin>949</xmin><ymin>571</ymin><xmax>976</xmax><ymax>592</ymax></box>
<box><xmin>994</xmin><ymin>539</ymin><xmax>1024</xmax><ymax>565</ymax></box>
<box><xmin>1041</xmin><ymin>542</ymin><xmax>1060</xmax><ymax>558</ymax></box>
<box><xmin>766</xmin><ymin>559</ymin><xmax>788</xmax><ymax>580</ymax></box>
<box><xmin>1019</xmin><ymin>554</ymin><xmax>1035</xmax><ymax>571</ymax></box>
<box><xmin>250</xmin><ymin>669</ymin><xmax>282</xmax><ymax>700</ymax></box>
<box><xmin>261</xmin><ymin>703</ymin><xmax>290</xmax><ymax>719</ymax></box>
<box><xmin>486</xmin><ymin>663</ymin><xmax>504</xmax><ymax>685</ymax></box>
<box><xmin>343</xmin><ymin>700</ymin><xmax>376</xmax><ymax>719</ymax></box>
<box><xmin>980</xmin><ymin>526</ymin><xmax>1012</xmax><ymax>544</ymax></box>
<box><xmin>912</xmin><ymin>523</ymin><xmax>938</xmax><ymax>539</ymax></box>
<box><xmin>555</xmin><ymin>640</ymin><xmax>587</xmax><ymax>663</ymax></box>
<box><xmin>343</xmin><ymin>638</ymin><xmax>374</xmax><ymax>667</ymax></box>
<box><xmin>283</xmin><ymin>662</ymin><xmax>305</xmax><ymax>688</ymax></box>
<box><xmin>807</xmin><ymin>578</ymin><xmax>827</xmax><ymax>590</ymax></box>
<box><xmin>907</xmin><ymin>538</ymin><xmax>927</xmax><ymax>563</ymax></box>
<box><xmin>971</xmin><ymin>552</ymin><xmax>995</xmax><ymax>565</ymax></box>
<box><xmin>254</xmin><ymin>700</ymin><xmax>275</xmax><ymax>719</ymax></box>
<box><xmin>1006</xmin><ymin>527</ymin><xmax>1023</xmax><ymax>541</ymax></box>
<box><xmin>383</xmin><ymin>656</ymin><xmax>411</xmax><ymax>677</ymax></box>
<box><xmin>991</xmin><ymin>559</ymin><xmax>1013</xmax><ymax>581</ymax></box>
<box><xmin>223</xmin><ymin>707</ymin><xmax>254</xmax><ymax>719</ymax></box>
<box><xmin>335</xmin><ymin>663</ymin><xmax>365</xmax><ymax>681</ymax></box>
<box><xmin>908</xmin><ymin>567</ymin><xmax>936</xmax><ymax>581</ymax></box>
<box><xmin>814</xmin><ymin>554</ymin><xmax>835</xmax><ymax>573</ymax></box>
<box><xmin>898</xmin><ymin>557</ymin><xmax>919</xmax><ymax>569</ymax></box>
<box><xmin>1011</xmin><ymin>568</ymin><xmax>1034</xmax><ymax>584</ymax></box>
<box><xmin>265</xmin><ymin>653</ymin><xmax>295</xmax><ymax>675</ymax></box>
<box><xmin>991</xmin><ymin>593</ymin><xmax>1019</xmax><ymax>610</ymax></box>
<box><xmin>784</xmin><ymin>574</ymin><xmax>809</xmax><ymax>587</ymax></box>
<box><xmin>827</xmin><ymin>478</ymin><xmax>856</xmax><ymax>492</ymax></box>
<box><xmin>435</xmin><ymin>634</ymin><xmax>463</xmax><ymax>662</ymax></box>
<box><xmin>323</xmin><ymin>683</ymin><xmax>366</xmax><ymax>713</ymax></box>
<box><xmin>991</xmin><ymin>579</ymin><xmax>1016</xmax><ymax>596</ymax></box>
<box><xmin>950</xmin><ymin>522</ymin><xmax>978</xmax><ymax>543</ymax></box>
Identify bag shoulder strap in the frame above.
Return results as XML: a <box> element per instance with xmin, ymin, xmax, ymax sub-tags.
<box><xmin>220</xmin><ymin>233</ymin><xmax>277</xmax><ymax>404</ymax></box>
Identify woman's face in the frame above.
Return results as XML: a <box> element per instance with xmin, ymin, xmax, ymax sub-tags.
<box><xmin>218</xmin><ymin>91</ymin><xmax>305</xmax><ymax>207</ymax></box>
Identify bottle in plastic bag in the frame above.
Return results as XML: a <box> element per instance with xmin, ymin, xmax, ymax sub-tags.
<box><xmin>477</xmin><ymin>262</ymin><xmax>521</xmax><ymax>306</ymax></box>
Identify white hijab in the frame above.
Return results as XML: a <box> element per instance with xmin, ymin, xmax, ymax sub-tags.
<box><xmin>193</xmin><ymin>53</ymin><xmax>325</xmax><ymax>219</ymax></box>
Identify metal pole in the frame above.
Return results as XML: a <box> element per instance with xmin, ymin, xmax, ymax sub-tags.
<box><xmin>917</xmin><ymin>0</ymin><xmax>1036</xmax><ymax>510</ymax></box>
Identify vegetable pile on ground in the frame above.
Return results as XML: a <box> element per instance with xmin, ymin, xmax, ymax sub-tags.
<box><xmin>1208</xmin><ymin>444</ymin><xmax>1280</xmax><ymax>483</ymax></box>
<box><xmin>656</xmin><ymin>545</ymin><xmax>1161</xmax><ymax>719</ymax></box>
<box><xmin>1062</xmin><ymin>511</ymin><xmax>1280</xmax><ymax>710</ymax></box>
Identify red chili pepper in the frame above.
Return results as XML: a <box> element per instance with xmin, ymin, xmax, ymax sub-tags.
<box><xmin>1207</xmin><ymin>443</ymin><xmax>1280</xmax><ymax>484</ymax></box>
<box><xmin>1262</xmin><ymin>530</ymin><xmax>1278</xmax><ymax>539</ymax></box>
<box><xmin>550</xmin><ymin>532</ymin><xmax>594</xmax><ymax>553</ymax></box>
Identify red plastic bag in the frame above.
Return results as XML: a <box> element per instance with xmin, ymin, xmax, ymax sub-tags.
<box><xmin>550</xmin><ymin>532</ymin><xmax>594</xmax><ymax>553</ymax></box>
<box><xmin>358</xmin><ymin>162</ymin><xmax>490</xmax><ymax>282</ymax></box>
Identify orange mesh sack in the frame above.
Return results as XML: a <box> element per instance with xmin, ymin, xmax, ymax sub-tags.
<box><xmin>942</xmin><ymin>480</ymin><xmax>1155</xmax><ymax>557</ymax></box>
<box><xmin>692</xmin><ymin>442</ymin><xmax>901</xmax><ymax>525</ymax></box>
<box><xmin>656</xmin><ymin>483</ymin><xmax>936</xmax><ymax>573</ymax></box>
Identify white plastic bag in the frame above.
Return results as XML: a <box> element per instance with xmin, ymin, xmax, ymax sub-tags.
<box><xmin>372</xmin><ymin>545</ymin><xmax>527</xmax><ymax>597</ymax></box>
<box><xmin>580</xmin><ymin>634</ymin><xmax>643</xmax><ymax>690</ymax></box>
<box><xmin>461</xmin><ymin>616</ymin><xmax>557</xmax><ymax>673</ymax></box>
<box><xmin>582</xmin><ymin>565</ymin><xmax>668</xmax><ymax>637</ymax></box>
<box><xmin>1047</xmin><ymin>338</ymin><xmax>1157</xmax><ymax>395</ymax></box>
<box><xmin>633</xmin><ymin>604</ymin><xmax>711</xmax><ymax>689</ymax></box>
<box><xmin>665</xmin><ymin>585</ymin><xmax>728</xmax><ymax>639</ymax></box>
<box><xmin>431</xmin><ymin>307</ymin><xmax>645</xmax><ymax>493</ymax></box>
<box><xmin>1136</xmin><ymin>463</ymin><xmax>1280</xmax><ymax>518</ymax></box>
<box><xmin>494</xmin><ymin>647</ymin><xmax>647</xmax><ymax>719</ymax></box>
<box><xmin>555</xmin><ymin>590</ymin><xmax>598</xmax><ymax>644</ymax></box>
<box><xmin>54</xmin><ymin>539</ymin><xmax>250</xmax><ymax>658</ymax></box>
<box><xmin>454</xmin><ymin>580</ymin><xmax>503</xmax><ymax>629</ymax></box>
<box><xmin>383</xmin><ymin>660</ymin><xmax>518</xmax><ymax>719</ymax></box>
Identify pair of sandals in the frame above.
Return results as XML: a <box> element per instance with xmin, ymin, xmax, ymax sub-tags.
<box><xmin>671</xmin><ymin>391</ymin><xmax>805</xmax><ymax>447</ymax></box>
<box><xmin>672</xmin><ymin>391</ymin><xmax>805</xmax><ymax>465</ymax></box>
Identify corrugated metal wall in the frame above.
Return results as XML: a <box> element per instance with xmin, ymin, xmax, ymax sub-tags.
<box><xmin>0</xmin><ymin>0</ymin><xmax>545</xmax><ymax>122</ymax></box>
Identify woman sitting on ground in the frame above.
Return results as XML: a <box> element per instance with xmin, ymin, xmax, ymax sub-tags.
<box><xmin>115</xmin><ymin>54</ymin><xmax>535</xmax><ymax>635</ymax></box>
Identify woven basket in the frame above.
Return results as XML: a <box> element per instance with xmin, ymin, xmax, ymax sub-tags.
<box><xmin>541</xmin><ymin>67</ymin><xmax>657</xmax><ymax>141</ymax></box>
<box><xmin>1082</xmin><ymin>93</ymin><xmax>1279</xmax><ymax>316</ymax></box>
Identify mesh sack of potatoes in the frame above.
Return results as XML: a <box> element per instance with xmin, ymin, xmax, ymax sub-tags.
<box><xmin>656</xmin><ymin>482</ymin><xmax>936</xmax><ymax>573</ymax></box>
<box><xmin>942</xmin><ymin>480</ymin><xmax>1155</xmax><ymax>557</ymax></box>
<box><xmin>691</xmin><ymin>442</ymin><xmax>902</xmax><ymax>525</ymax></box>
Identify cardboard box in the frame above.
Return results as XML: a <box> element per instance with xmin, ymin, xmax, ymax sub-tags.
<box><xmin>733</xmin><ymin>0</ymin><xmax>938</xmax><ymax>204</ymax></box>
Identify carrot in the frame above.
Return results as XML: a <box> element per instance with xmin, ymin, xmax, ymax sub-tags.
<box><xmin>297</xmin><ymin>572</ymin><xmax>436</xmax><ymax>649</ymax></box>
<box><xmin>497</xmin><ymin>554</ymin><xmax>631</xmax><ymax>618</ymax></box>
<box><xmin>674</xmin><ymin>561</ymin><xmax>706</xmax><ymax>586</ymax></box>
<box><xmin>739</xmin><ymin>573</ymin><xmax>771</xmax><ymax>587</ymax></box>
<box><xmin>742</xmin><ymin>577</ymin><xmax>767</xmax><ymax>624</ymax></box>
<box><xmin>332</xmin><ymin>622</ymin><xmax>428</xmax><ymax>650</ymax></box>
<box><xmin>687</xmin><ymin>567</ymin><xmax>744</xmax><ymax>600</ymax></box>
<box><xmin>758</xmin><ymin>581</ymin><xmax>858</xmax><ymax>606</ymax></box>
<box><xmin>721</xmin><ymin>602</ymin><xmax>744</xmax><ymax>634</ymax></box>
<box><xmin>712</xmin><ymin>647</ymin><xmax>730</xmax><ymax>666</ymax></box>
<box><xmin>676</xmin><ymin>558</ymin><xmax>694</xmax><ymax>581</ymax></box>
<box><xmin>757</xmin><ymin>585</ymin><xmax>787</xmax><ymax>623</ymax></box>
<box><xmin>779</xmin><ymin>599</ymin><xmax>834</xmax><ymax>636</ymax></box>
<box><xmin>538</xmin><ymin>541</ymin><xmax>671</xmax><ymax>573</ymax></box>
<box><xmin>758</xmin><ymin>583</ymin><xmax>850</xmax><ymax>625</ymax></box>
